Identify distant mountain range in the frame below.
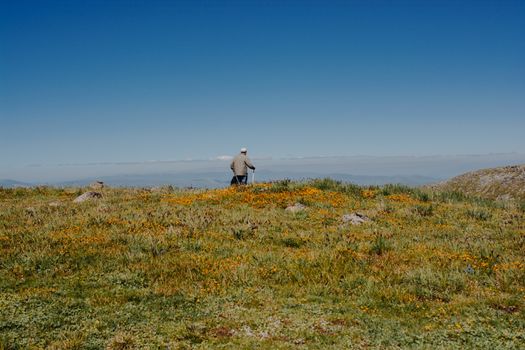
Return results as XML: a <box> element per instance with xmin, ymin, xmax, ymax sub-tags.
<box><xmin>6</xmin><ymin>165</ymin><xmax>523</xmax><ymax>201</ymax></box>
<box><xmin>0</xmin><ymin>179</ymin><xmax>32</xmax><ymax>188</ymax></box>
<box><xmin>4</xmin><ymin>153</ymin><xmax>524</xmax><ymax>189</ymax></box>
<box><xmin>1</xmin><ymin>171</ymin><xmax>440</xmax><ymax>188</ymax></box>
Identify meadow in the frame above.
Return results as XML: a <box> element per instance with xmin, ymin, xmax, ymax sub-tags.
<box><xmin>0</xmin><ymin>180</ymin><xmax>524</xmax><ymax>349</ymax></box>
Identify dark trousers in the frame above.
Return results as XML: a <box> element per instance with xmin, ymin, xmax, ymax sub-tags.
<box><xmin>231</xmin><ymin>175</ymin><xmax>247</xmax><ymax>185</ymax></box>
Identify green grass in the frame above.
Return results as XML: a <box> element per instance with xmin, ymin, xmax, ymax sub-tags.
<box><xmin>0</xmin><ymin>182</ymin><xmax>524</xmax><ymax>349</ymax></box>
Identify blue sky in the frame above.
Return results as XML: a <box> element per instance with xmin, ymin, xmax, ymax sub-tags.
<box><xmin>1</xmin><ymin>0</ymin><xmax>524</xmax><ymax>170</ymax></box>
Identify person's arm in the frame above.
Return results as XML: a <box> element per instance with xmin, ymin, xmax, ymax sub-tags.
<box><xmin>245</xmin><ymin>157</ymin><xmax>255</xmax><ymax>170</ymax></box>
<box><xmin>230</xmin><ymin>159</ymin><xmax>235</xmax><ymax>172</ymax></box>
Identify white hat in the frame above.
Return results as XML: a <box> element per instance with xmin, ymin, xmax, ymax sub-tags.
<box><xmin>240</xmin><ymin>147</ymin><xmax>247</xmax><ymax>153</ymax></box>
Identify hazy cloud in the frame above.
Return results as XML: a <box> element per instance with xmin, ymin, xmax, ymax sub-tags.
<box><xmin>1</xmin><ymin>153</ymin><xmax>524</xmax><ymax>186</ymax></box>
<box><xmin>215</xmin><ymin>155</ymin><xmax>234</xmax><ymax>161</ymax></box>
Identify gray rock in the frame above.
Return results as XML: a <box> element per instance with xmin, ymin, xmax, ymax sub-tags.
<box><xmin>464</xmin><ymin>264</ymin><xmax>475</xmax><ymax>274</ymax></box>
<box><xmin>25</xmin><ymin>207</ymin><xmax>36</xmax><ymax>216</ymax></box>
<box><xmin>73</xmin><ymin>191</ymin><xmax>102</xmax><ymax>203</ymax></box>
<box><xmin>48</xmin><ymin>201</ymin><xmax>62</xmax><ymax>207</ymax></box>
<box><xmin>285</xmin><ymin>203</ymin><xmax>307</xmax><ymax>213</ymax></box>
<box><xmin>89</xmin><ymin>181</ymin><xmax>104</xmax><ymax>190</ymax></box>
<box><xmin>342</xmin><ymin>212</ymin><xmax>370</xmax><ymax>225</ymax></box>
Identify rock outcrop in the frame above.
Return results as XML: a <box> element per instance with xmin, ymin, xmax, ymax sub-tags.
<box><xmin>285</xmin><ymin>203</ymin><xmax>307</xmax><ymax>213</ymax></box>
<box><xmin>73</xmin><ymin>191</ymin><xmax>102</xmax><ymax>203</ymax></box>
<box><xmin>341</xmin><ymin>212</ymin><xmax>370</xmax><ymax>225</ymax></box>
<box><xmin>431</xmin><ymin>164</ymin><xmax>525</xmax><ymax>201</ymax></box>
<box><xmin>90</xmin><ymin>181</ymin><xmax>104</xmax><ymax>190</ymax></box>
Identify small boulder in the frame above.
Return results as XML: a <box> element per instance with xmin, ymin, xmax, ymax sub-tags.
<box><xmin>342</xmin><ymin>212</ymin><xmax>370</xmax><ymax>225</ymax></box>
<box><xmin>73</xmin><ymin>191</ymin><xmax>102</xmax><ymax>203</ymax></box>
<box><xmin>90</xmin><ymin>181</ymin><xmax>104</xmax><ymax>190</ymax></box>
<box><xmin>285</xmin><ymin>203</ymin><xmax>307</xmax><ymax>213</ymax></box>
<box><xmin>48</xmin><ymin>201</ymin><xmax>62</xmax><ymax>207</ymax></box>
<box><xmin>25</xmin><ymin>207</ymin><xmax>36</xmax><ymax>216</ymax></box>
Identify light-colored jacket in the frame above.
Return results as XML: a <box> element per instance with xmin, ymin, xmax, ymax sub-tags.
<box><xmin>230</xmin><ymin>153</ymin><xmax>255</xmax><ymax>176</ymax></box>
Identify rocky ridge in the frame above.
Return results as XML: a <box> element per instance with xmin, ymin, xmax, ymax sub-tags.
<box><xmin>431</xmin><ymin>164</ymin><xmax>525</xmax><ymax>201</ymax></box>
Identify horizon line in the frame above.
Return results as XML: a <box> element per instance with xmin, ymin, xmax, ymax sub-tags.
<box><xmin>10</xmin><ymin>151</ymin><xmax>525</xmax><ymax>169</ymax></box>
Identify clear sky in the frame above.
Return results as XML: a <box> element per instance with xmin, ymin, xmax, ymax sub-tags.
<box><xmin>1</xmin><ymin>0</ymin><xmax>524</xmax><ymax>169</ymax></box>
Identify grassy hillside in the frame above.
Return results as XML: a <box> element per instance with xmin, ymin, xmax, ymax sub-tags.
<box><xmin>432</xmin><ymin>164</ymin><xmax>525</xmax><ymax>201</ymax></box>
<box><xmin>1</xmin><ymin>180</ymin><xmax>524</xmax><ymax>349</ymax></box>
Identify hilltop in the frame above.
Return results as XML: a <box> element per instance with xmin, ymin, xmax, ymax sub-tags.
<box><xmin>431</xmin><ymin>164</ymin><xmax>525</xmax><ymax>201</ymax></box>
<box><xmin>0</xmin><ymin>181</ymin><xmax>523</xmax><ymax>348</ymax></box>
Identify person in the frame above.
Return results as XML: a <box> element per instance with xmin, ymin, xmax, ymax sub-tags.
<box><xmin>230</xmin><ymin>147</ymin><xmax>255</xmax><ymax>185</ymax></box>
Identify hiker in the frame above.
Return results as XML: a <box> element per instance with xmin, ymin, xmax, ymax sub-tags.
<box><xmin>230</xmin><ymin>148</ymin><xmax>255</xmax><ymax>185</ymax></box>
